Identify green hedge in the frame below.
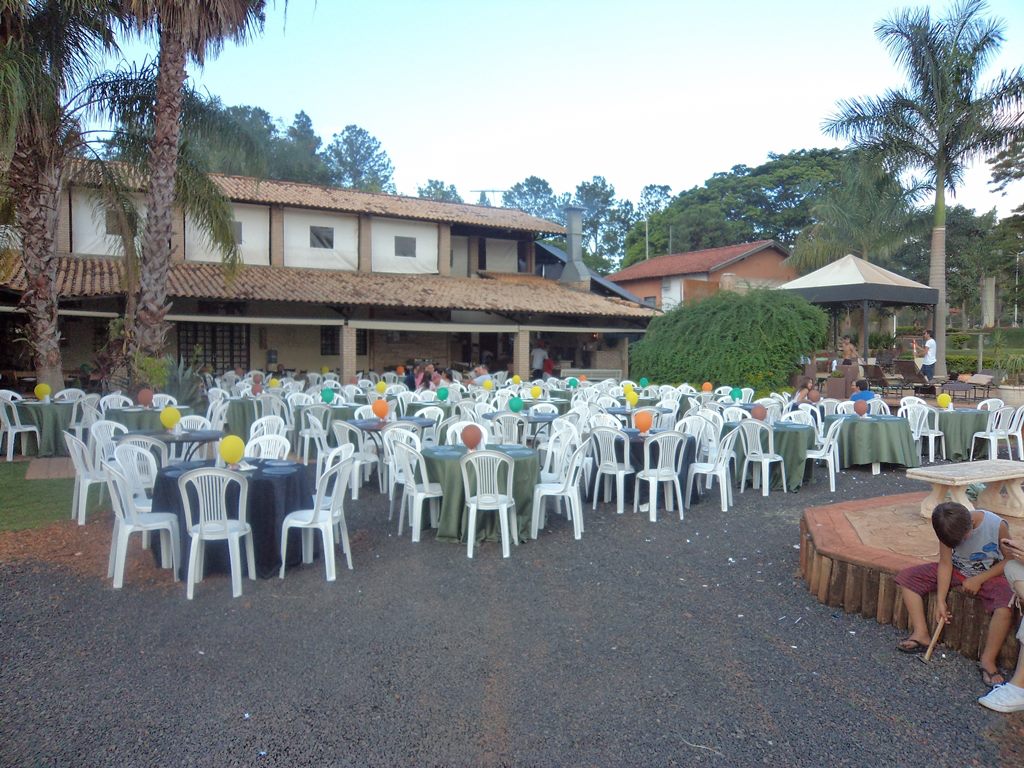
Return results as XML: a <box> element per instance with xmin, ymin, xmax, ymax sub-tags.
<box><xmin>944</xmin><ymin>354</ymin><xmax>997</xmax><ymax>376</ymax></box>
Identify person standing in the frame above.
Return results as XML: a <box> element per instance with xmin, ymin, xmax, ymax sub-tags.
<box><xmin>530</xmin><ymin>339</ymin><xmax>548</xmax><ymax>380</ymax></box>
<box><xmin>914</xmin><ymin>329</ymin><xmax>937</xmax><ymax>381</ymax></box>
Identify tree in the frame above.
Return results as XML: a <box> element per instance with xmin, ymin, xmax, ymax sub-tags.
<box><xmin>788</xmin><ymin>152</ymin><xmax>924</xmax><ymax>271</ymax></box>
<box><xmin>637</xmin><ymin>184</ymin><xmax>672</xmax><ymax>220</ymax></box>
<box><xmin>126</xmin><ymin>0</ymin><xmax>266</xmax><ymax>357</ymax></box>
<box><xmin>620</xmin><ymin>149</ymin><xmax>849</xmax><ymax>268</ymax></box>
<box><xmin>475</xmin><ymin>190</ymin><xmax>491</xmax><ymax>207</ymax></box>
<box><xmin>277</xmin><ymin>110</ymin><xmax>330</xmax><ymax>184</ymax></box>
<box><xmin>825</xmin><ymin>0</ymin><xmax>1024</xmax><ymax>378</ymax></box>
<box><xmin>0</xmin><ymin>0</ymin><xmax>123</xmax><ymax>389</ymax></box>
<box><xmin>502</xmin><ymin>176</ymin><xmax>567</xmax><ymax>223</ymax></box>
<box><xmin>417</xmin><ymin>179</ymin><xmax>462</xmax><ymax>203</ymax></box>
<box><xmin>322</xmin><ymin>124</ymin><xmax>396</xmax><ymax>193</ymax></box>
<box><xmin>573</xmin><ymin>176</ymin><xmax>629</xmax><ymax>275</ymax></box>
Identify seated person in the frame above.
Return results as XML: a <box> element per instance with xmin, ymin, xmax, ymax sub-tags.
<box><xmin>979</xmin><ymin>538</ymin><xmax>1024</xmax><ymax>712</ymax></box>
<box><xmin>849</xmin><ymin>379</ymin><xmax>875</xmax><ymax>402</ymax></box>
<box><xmin>895</xmin><ymin>502</ymin><xmax>1013</xmax><ymax>688</ymax></box>
<box><xmin>792</xmin><ymin>377</ymin><xmax>816</xmax><ymax>405</ymax></box>
<box><xmin>472</xmin><ymin>365</ymin><xmax>492</xmax><ymax>386</ymax></box>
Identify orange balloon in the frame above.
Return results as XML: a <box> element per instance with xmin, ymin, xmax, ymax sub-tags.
<box><xmin>580</xmin><ymin>374</ymin><xmax>587</xmax><ymax>382</ymax></box>
<box><xmin>396</xmin><ymin>365</ymin><xmax>405</xmax><ymax>375</ymax></box>
<box><xmin>634</xmin><ymin>411</ymin><xmax>653</xmax><ymax>433</ymax></box>
<box><xmin>808</xmin><ymin>389</ymin><xmax>821</xmax><ymax>403</ymax></box>
<box><xmin>854</xmin><ymin>400</ymin><xmax>868</xmax><ymax>416</ymax></box>
<box><xmin>136</xmin><ymin>388</ymin><xmax>154</xmax><ymax>407</ymax></box>
<box><xmin>371</xmin><ymin>399</ymin><xmax>389</xmax><ymax>419</ymax></box>
<box><xmin>701</xmin><ymin>381</ymin><xmax>713</xmax><ymax>392</ymax></box>
<box><xmin>461</xmin><ymin>423</ymin><xmax>482</xmax><ymax>450</ymax></box>
<box><xmin>751</xmin><ymin>404</ymin><xmax>767</xmax><ymax>421</ymax></box>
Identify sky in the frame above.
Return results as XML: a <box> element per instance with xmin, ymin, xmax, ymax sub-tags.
<box><xmin>115</xmin><ymin>0</ymin><xmax>1024</xmax><ymax>216</ymax></box>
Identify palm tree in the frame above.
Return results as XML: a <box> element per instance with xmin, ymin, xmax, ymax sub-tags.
<box><xmin>126</xmin><ymin>0</ymin><xmax>266</xmax><ymax>357</ymax></box>
<box><xmin>789</xmin><ymin>153</ymin><xmax>924</xmax><ymax>271</ymax></box>
<box><xmin>0</xmin><ymin>0</ymin><xmax>122</xmax><ymax>390</ymax></box>
<box><xmin>825</xmin><ymin>0</ymin><xmax>1024</xmax><ymax>378</ymax></box>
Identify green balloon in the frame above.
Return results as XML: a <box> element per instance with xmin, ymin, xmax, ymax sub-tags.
<box><xmin>567</xmin><ymin>377</ymin><xmax>579</xmax><ymax>388</ymax></box>
<box><xmin>730</xmin><ymin>387</ymin><xmax>742</xmax><ymax>402</ymax></box>
<box><xmin>321</xmin><ymin>386</ymin><xmax>335</xmax><ymax>404</ymax></box>
<box><xmin>436</xmin><ymin>387</ymin><xmax>449</xmax><ymax>402</ymax></box>
<box><xmin>509</xmin><ymin>396</ymin><xmax>524</xmax><ymax>412</ymax></box>
<box><xmin>639</xmin><ymin>377</ymin><xmax>649</xmax><ymax>387</ymax></box>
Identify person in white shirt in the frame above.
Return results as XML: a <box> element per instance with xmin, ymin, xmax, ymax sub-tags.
<box><xmin>915</xmin><ymin>329</ymin><xmax>937</xmax><ymax>381</ymax></box>
<box><xmin>530</xmin><ymin>340</ymin><xmax>548</xmax><ymax>379</ymax></box>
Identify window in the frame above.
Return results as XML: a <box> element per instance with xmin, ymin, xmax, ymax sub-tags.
<box><xmin>320</xmin><ymin>326</ymin><xmax>339</xmax><ymax>356</ymax></box>
<box><xmin>232</xmin><ymin>220</ymin><xmax>243</xmax><ymax>245</ymax></box>
<box><xmin>177</xmin><ymin>321</ymin><xmax>250</xmax><ymax>374</ymax></box>
<box><xmin>644</xmin><ymin>296</ymin><xmax>657</xmax><ymax>307</ymax></box>
<box><xmin>394</xmin><ymin>235</ymin><xmax>416</xmax><ymax>258</ymax></box>
<box><xmin>104</xmin><ymin>209</ymin><xmax>136</xmax><ymax>237</ymax></box>
<box><xmin>310</xmin><ymin>226</ymin><xmax>334</xmax><ymax>249</ymax></box>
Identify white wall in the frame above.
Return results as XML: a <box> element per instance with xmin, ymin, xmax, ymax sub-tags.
<box><xmin>451</xmin><ymin>235</ymin><xmax>469</xmax><ymax>276</ymax></box>
<box><xmin>283</xmin><ymin>208</ymin><xmax>358</xmax><ymax>270</ymax></box>
<box><xmin>71</xmin><ymin>189</ymin><xmax>146</xmax><ymax>257</ymax></box>
<box><xmin>372</xmin><ymin>218</ymin><xmax>438</xmax><ymax>274</ymax></box>
<box><xmin>484</xmin><ymin>238</ymin><xmax>518</xmax><ymax>273</ymax></box>
<box><xmin>661</xmin><ymin>277</ymin><xmax>682</xmax><ymax>310</ymax></box>
<box><xmin>185</xmin><ymin>203</ymin><xmax>269</xmax><ymax>265</ymax></box>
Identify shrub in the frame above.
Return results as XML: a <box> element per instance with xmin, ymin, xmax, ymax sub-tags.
<box><xmin>629</xmin><ymin>289</ymin><xmax>827</xmax><ymax>391</ymax></box>
<box><xmin>944</xmin><ymin>354</ymin><xmax>997</xmax><ymax>376</ymax></box>
<box><xmin>947</xmin><ymin>333</ymin><xmax>971</xmax><ymax>350</ymax></box>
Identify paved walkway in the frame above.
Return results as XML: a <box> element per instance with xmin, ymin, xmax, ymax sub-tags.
<box><xmin>23</xmin><ymin>457</ymin><xmax>75</xmax><ymax>480</ymax></box>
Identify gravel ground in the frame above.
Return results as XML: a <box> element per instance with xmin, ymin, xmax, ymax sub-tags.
<box><xmin>2</xmin><ymin>466</ymin><xmax>1022</xmax><ymax>766</ymax></box>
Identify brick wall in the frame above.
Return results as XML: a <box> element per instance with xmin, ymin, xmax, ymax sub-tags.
<box><xmin>369</xmin><ymin>330</ymin><xmax>450</xmax><ymax>371</ymax></box>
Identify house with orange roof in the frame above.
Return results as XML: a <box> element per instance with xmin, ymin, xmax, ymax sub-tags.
<box><xmin>606</xmin><ymin>240</ymin><xmax>796</xmax><ymax>310</ymax></box>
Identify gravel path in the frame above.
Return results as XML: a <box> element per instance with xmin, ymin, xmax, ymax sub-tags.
<box><xmin>2</xmin><ymin>466</ymin><xmax>1021</xmax><ymax>766</ymax></box>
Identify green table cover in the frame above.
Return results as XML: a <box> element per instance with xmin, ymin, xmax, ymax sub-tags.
<box><xmin>825</xmin><ymin>414</ymin><xmax>920</xmax><ymax>469</ymax></box>
<box><xmin>724</xmin><ymin>421</ymin><xmax>816</xmax><ymax>490</ymax></box>
<box><xmin>407</xmin><ymin>401</ymin><xmax>456</xmax><ymax>418</ymax></box>
<box><xmin>291</xmin><ymin>403</ymin><xmax>360</xmax><ymax>448</ymax></box>
<box><xmin>224</xmin><ymin>398</ymin><xmax>259</xmax><ymax>439</ymax></box>
<box><xmin>937</xmin><ymin>408</ymin><xmax>991</xmax><ymax>461</ymax></box>
<box><xmin>105</xmin><ymin>405</ymin><xmax>193</xmax><ymax>432</ymax></box>
<box><xmin>421</xmin><ymin>444</ymin><xmax>538</xmax><ymax>545</ymax></box>
<box><xmin>15</xmin><ymin>401</ymin><xmax>75</xmax><ymax>457</ymax></box>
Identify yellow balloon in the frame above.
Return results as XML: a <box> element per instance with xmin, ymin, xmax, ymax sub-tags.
<box><xmin>530</xmin><ymin>385</ymin><xmax>542</xmax><ymax>399</ymax></box>
<box><xmin>321</xmin><ymin>366</ymin><xmax>330</xmax><ymax>374</ymax></box>
<box><xmin>483</xmin><ymin>379</ymin><xmax>494</xmax><ymax>390</ymax></box>
<box><xmin>936</xmin><ymin>393</ymin><xmax>952</xmax><ymax>409</ymax></box>
<box><xmin>159</xmin><ymin>406</ymin><xmax>181</xmax><ymax>429</ymax></box>
<box><xmin>375</xmin><ymin>380</ymin><xmax>387</xmax><ymax>393</ymax></box>
<box><xmin>626</xmin><ymin>391</ymin><xmax>639</xmax><ymax>406</ymax></box>
<box><xmin>34</xmin><ymin>383</ymin><xmax>51</xmax><ymax>400</ymax></box>
<box><xmin>268</xmin><ymin>377</ymin><xmax>280</xmax><ymax>388</ymax></box>
<box><xmin>219</xmin><ymin>435</ymin><xmax>245</xmax><ymax>465</ymax></box>
<box><xmin>512</xmin><ymin>375</ymin><xmax>521</xmax><ymax>385</ymax></box>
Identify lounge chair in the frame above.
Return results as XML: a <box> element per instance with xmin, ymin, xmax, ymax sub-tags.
<box><xmin>894</xmin><ymin>359</ymin><xmax>936</xmax><ymax>396</ymax></box>
<box><xmin>862</xmin><ymin>364</ymin><xmax>905</xmax><ymax>396</ymax></box>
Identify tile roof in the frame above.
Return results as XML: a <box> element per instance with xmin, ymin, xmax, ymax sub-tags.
<box><xmin>607</xmin><ymin>240</ymin><xmax>785</xmax><ymax>282</ymax></box>
<box><xmin>67</xmin><ymin>161</ymin><xmax>564</xmax><ymax>236</ymax></box>
<box><xmin>1</xmin><ymin>256</ymin><xmax>656</xmax><ymax>320</ymax></box>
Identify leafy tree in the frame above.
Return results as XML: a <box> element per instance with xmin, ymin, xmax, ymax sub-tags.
<box><xmin>989</xmin><ymin>135</ymin><xmax>1023</xmax><ymax>195</ymax></box>
<box><xmin>417</xmin><ymin>179</ymin><xmax>463</xmax><ymax>203</ymax></box>
<box><xmin>476</xmin><ymin>190</ymin><xmax>491</xmax><ymax>206</ymax></box>
<box><xmin>502</xmin><ymin>176</ymin><xmax>567</xmax><ymax>223</ymax></box>
<box><xmin>573</xmin><ymin>176</ymin><xmax>630</xmax><ymax>275</ymax></box>
<box><xmin>637</xmin><ymin>184</ymin><xmax>672</xmax><ymax>219</ymax></box>
<box><xmin>126</xmin><ymin>0</ymin><xmax>266</xmax><ymax>356</ymax></box>
<box><xmin>323</xmin><ymin>124</ymin><xmax>396</xmax><ymax>193</ymax></box>
<box><xmin>277</xmin><ymin>110</ymin><xmax>331</xmax><ymax>184</ymax></box>
<box><xmin>825</xmin><ymin>0</ymin><xmax>1024</xmax><ymax>378</ymax></box>
<box><xmin>629</xmin><ymin>289</ymin><xmax>827</xmax><ymax>392</ymax></box>
<box><xmin>788</xmin><ymin>152</ymin><xmax>924</xmax><ymax>271</ymax></box>
<box><xmin>621</xmin><ymin>149</ymin><xmax>849</xmax><ymax>268</ymax></box>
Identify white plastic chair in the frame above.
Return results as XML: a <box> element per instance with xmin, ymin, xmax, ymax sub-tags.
<box><xmin>382</xmin><ymin>426</ymin><xmax>421</xmax><ymax>518</ymax></box>
<box><xmin>590</xmin><ymin>426</ymin><xmax>634</xmax><ymax>516</ymax></box>
<box><xmin>279</xmin><ymin>458</ymin><xmax>354</xmax><ymax>581</ymax></box>
<box><xmin>178</xmin><ymin>467</ymin><xmax>255</xmax><ymax>599</ymax></box>
<box><xmin>780</xmin><ymin>410</ymin><xmax>814</xmax><ymax>427</ymax></box>
<box><xmin>971</xmin><ymin>406</ymin><xmax>1015</xmax><ymax>460</ymax></box>
<box><xmin>120</xmin><ymin>433</ymin><xmax>170</xmax><ymax>468</ymax></box>
<box><xmin>867</xmin><ymin>398</ymin><xmax>890</xmax><ymax>415</ymax></box>
<box><xmin>834</xmin><ymin>401</ymin><xmax>857</xmax><ymax>415</ymax></box>
<box><xmin>445</xmin><ymin>420</ymin><xmax>490</xmax><ymax>446</ymax></box>
<box><xmin>461</xmin><ymin>449</ymin><xmax>517</xmax><ymax>559</ymax></box>
<box><xmin>804</xmin><ymin>418</ymin><xmax>843</xmax><ymax>493</ymax></box>
<box><xmin>63</xmin><ymin>431</ymin><xmax>106</xmax><ymax>524</ymax></box>
<box><xmin>112</xmin><ymin>443</ymin><xmax>158</xmax><ymax>513</ymax></box>
<box><xmin>491</xmin><ymin>413</ymin><xmax>528</xmax><ymax>445</ymax></box>
<box><xmin>977</xmin><ymin>398</ymin><xmax>1005</xmax><ymax>411</ymax></box>
<box><xmin>104</xmin><ymin>463</ymin><xmax>179</xmax><ymax>589</ymax></box>
<box><xmin>99</xmin><ymin>393</ymin><xmax>132</xmax><ymax>412</ymax></box>
<box><xmin>531</xmin><ymin>442</ymin><xmax>588</xmax><ymax>540</ymax></box>
<box><xmin>151</xmin><ymin>393</ymin><xmax>177</xmax><ymax>409</ymax></box>
<box><xmin>70</xmin><ymin>394</ymin><xmax>101</xmax><ymax>440</ymax></box>
<box><xmin>53</xmin><ymin>387</ymin><xmax>85</xmax><ymax>402</ymax></box>
<box><xmin>685</xmin><ymin>427</ymin><xmax>740</xmax><ymax>513</ymax></box>
<box><xmin>0</xmin><ymin>398</ymin><xmax>40</xmax><ymax>462</ymax></box>
<box><xmin>632</xmin><ymin>430</ymin><xmax>687</xmax><ymax>522</ymax></box>
<box><xmin>249</xmin><ymin>414</ymin><xmax>287</xmax><ymax>441</ymax></box>
<box><xmin>332</xmin><ymin>420</ymin><xmax>382</xmax><ymax>497</ymax></box>
<box><xmin>393</xmin><ymin>441</ymin><xmax>443</xmax><ymax>543</ymax></box>
<box><xmin>722</xmin><ymin>406</ymin><xmax>750</xmax><ymax>422</ymax></box>
<box><xmin>87</xmin><ymin>419</ymin><xmax>128</xmax><ymax>465</ymax></box>
<box><xmin>737</xmin><ymin>419</ymin><xmax>787</xmax><ymax>496</ymax></box>
<box><xmin>415</xmin><ymin>405</ymin><xmax>446</xmax><ymax>445</ymax></box>
<box><xmin>245</xmin><ymin>434</ymin><xmax>291</xmax><ymax>460</ymax></box>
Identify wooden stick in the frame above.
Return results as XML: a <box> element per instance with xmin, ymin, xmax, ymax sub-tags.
<box><xmin>921</xmin><ymin>618</ymin><xmax>946</xmax><ymax>663</ymax></box>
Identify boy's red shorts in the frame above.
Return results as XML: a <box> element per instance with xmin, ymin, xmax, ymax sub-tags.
<box><xmin>895</xmin><ymin>563</ymin><xmax>1013</xmax><ymax>613</ymax></box>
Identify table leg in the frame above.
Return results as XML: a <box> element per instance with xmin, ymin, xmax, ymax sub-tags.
<box><xmin>975</xmin><ymin>479</ymin><xmax>1024</xmax><ymax>519</ymax></box>
<box><xmin>872</xmin><ymin>462</ymin><xmax>880</xmax><ymax>475</ymax></box>
<box><xmin>918</xmin><ymin>482</ymin><xmax>975</xmax><ymax>519</ymax></box>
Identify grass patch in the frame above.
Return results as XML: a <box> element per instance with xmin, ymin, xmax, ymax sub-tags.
<box><xmin>0</xmin><ymin>462</ymin><xmax>105</xmax><ymax>533</ymax></box>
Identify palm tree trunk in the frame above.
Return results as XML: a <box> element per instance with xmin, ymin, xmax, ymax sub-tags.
<box><xmin>136</xmin><ymin>27</ymin><xmax>186</xmax><ymax>358</ymax></box>
<box><xmin>930</xmin><ymin>183</ymin><xmax>948</xmax><ymax>379</ymax></box>
<box><xmin>9</xmin><ymin>147</ymin><xmax>65</xmax><ymax>391</ymax></box>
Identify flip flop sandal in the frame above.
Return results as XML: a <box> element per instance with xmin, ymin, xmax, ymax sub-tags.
<box><xmin>897</xmin><ymin>639</ymin><xmax>927</xmax><ymax>654</ymax></box>
<box><xmin>979</xmin><ymin>666</ymin><xmax>1006</xmax><ymax>686</ymax></box>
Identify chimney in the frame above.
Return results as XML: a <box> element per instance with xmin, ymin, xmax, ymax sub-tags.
<box><xmin>559</xmin><ymin>206</ymin><xmax>591</xmax><ymax>292</ymax></box>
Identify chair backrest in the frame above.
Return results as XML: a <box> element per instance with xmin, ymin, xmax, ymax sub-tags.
<box><xmin>819</xmin><ymin>417</ymin><xmax>844</xmax><ymax>453</ymax></box>
<box><xmin>392</xmin><ymin>440</ymin><xmax>429</xmax><ymax>492</ymax></box>
<box><xmin>332</xmin><ymin>419</ymin><xmax>369</xmax><ymax>454</ymax></box>
<box><xmin>529</xmin><ymin>402</ymin><xmax>559</xmax><ymax>416</ymax></box>
<box><xmin>978</xmin><ymin>398</ymin><xmax>1005</xmax><ymax>412</ymax></box>
<box><xmin>900</xmin><ymin>396</ymin><xmax>926</xmax><ymax>409</ymax></box>
<box><xmin>445</xmin><ymin>420</ymin><xmax>490</xmax><ymax>446</ymax></box>
<box><xmin>113</xmin><ymin>443</ymin><xmax>159</xmax><ymax>497</ymax></box>
<box><xmin>206</xmin><ymin>387</ymin><xmax>229</xmax><ymax>404</ymax></box>
<box><xmin>819</xmin><ymin>398</ymin><xmax>841</xmax><ymax>416</ymax></box>
<box><xmin>796</xmin><ymin>403</ymin><xmax>822</xmax><ymax>431</ymax></box>
<box><xmin>245</xmin><ymin>434</ymin><xmax>291</xmax><ymax>459</ymax></box>
<box><xmin>53</xmin><ymin>387</ymin><xmax>85</xmax><ymax>402</ymax></box>
<box><xmin>738</xmin><ymin>419</ymin><xmax>774</xmax><ymax>458</ymax></box>
<box><xmin>180</xmin><ymin>414</ymin><xmax>212</xmax><ymax>431</ymax></box>
<box><xmin>740</xmin><ymin>387</ymin><xmax>755</xmax><ymax>403</ymax></box>
<box><xmin>905</xmin><ymin>404</ymin><xmax>930</xmax><ymax>439</ymax></box>
<box><xmin>383</xmin><ymin>425</ymin><xmax>421</xmax><ymax>467</ymax></box>
<box><xmin>835</xmin><ymin>401</ymin><xmax>857</xmax><ymax>415</ymax></box>
<box><xmin>722</xmin><ymin>406</ymin><xmax>750</xmax><ymax>422</ymax></box>
<box><xmin>320</xmin><ymin>443</ymin><xmax>355</xmax><ymax>480</ymax></box>
<box><xmin>460</xmin><ymin>449</ymin><xmax>514</xmax><ymax>504</ymax></box>
<box><xmin>120</xmin><ymin>433</ymin><xmax>169</xmax><ymax>467</ymax></box>
<box><xmin>63</xmin><ymin>430</ymin><xmax>95</xmax><ymax>476</ymax></box>
<box><xmin>99</xmin><ymin>393</ymin><xmax>132</xmax><ymax>412</ymax></box>
<box><xmin>178</xmin><ymin>467</ymin><xmax>249</xmax><ymax>534</ymax></box>
<box><xmin>644</xmin><ymin>430</ymin><xmax>686</xmax><ymax>473</ymax></box>
<box><xmin>88</xmin><ymin>419</ymin><xmax>128</xmax><ymax>463</ymax></box>
<box><xmin>455</xmin><ymin>401</ymin><xmax>478</xmax><ymax>420</ymax></box>
<box><xmin>249</xmin><ymin>414</ymin><xmax>287</xmax><ymax>439</ymax></box>
<box><xmin>491</xmin><ymin>413</ymin><xmax>528</xmax><ymax>445</ymax></box>
<box><xmin>151</xmin><ymin>393</ymin><xmax>177</xmax><ymax>409</ymax></box>
<box><xmin>867</xmin><ymin>398</ymin><xmax>890</xmax><ymax>415</ymax></box>
<box><xmin>590</xmin><ymin>426</ymin><xmax>628</xmax><ymax>469</ymax></box>
<box><xmin>700</xmin><ymin>409</ymin><xmax>724</xmax><ymax>432</ymax></box>
<box><xmin>207</xmin><ymin>399</ymin><xmax>229</xmax><ymax>431</ymax></box>
<box><xmin>780</xmin><ymin>410</ymin><xmax>814</xmax><ymax>427</ymax></box>
<box><xmin>309</xmin><ymin>458</ymin><xmax>355</xmax><ymax>524</ymax></box>
<box><xmin>0</xmin><ymin>397</ymin><xmax>22</xmax><ymax>428</ymax></box>
<box><xmin>991</xmin><ymin>406</ymin><xmax>1015</xmax><ymax>431</ymax></box>
<box><xmin>353</xmin><ymin>405</ymin><xmax>376</xmax><ymax>420</ymax></box>
<box><xmin>287</xmin><ymin>392</ymin><xmax>314</xmax><ymax>409</ymax></box>
<box><xmin>103</xmin><ymin>462</ymin><xmax>140</xmax><ymax>526</ymax></box>
<box><xmin>258</xmin><ymin>393</ymin><xmax>287</xmax><ymax>420</ymax></box>
<box><xmin>712</xmin><ymin>427</ymin><xmax>741</xmax><ymax>471</ymax></box>
<box><xmin>0</xmin><ymin>389</ymin><xmax>23</xmax><ymax>402</ymax></box>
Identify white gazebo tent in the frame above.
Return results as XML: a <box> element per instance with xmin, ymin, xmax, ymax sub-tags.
<box><xmin>778</xmin><ymin>254</ymin><xmax>938</xmax><ymax>361</ymax></box>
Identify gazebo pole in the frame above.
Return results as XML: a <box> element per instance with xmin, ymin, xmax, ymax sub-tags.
<box><xmin>862</xmin><ymin>299</ymin><xmax>870</xmax><ymax>363</ymax></box>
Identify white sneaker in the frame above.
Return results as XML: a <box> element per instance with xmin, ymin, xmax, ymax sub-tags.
<box><xmin>978</xmin><ymin>683</ymin><xmax>1024</xmax><ymax>713</ymax></box>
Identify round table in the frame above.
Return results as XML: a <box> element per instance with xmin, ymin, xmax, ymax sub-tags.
<box><xmin>118</xmin><ymin>428</ymin><xmax>224</xmax><ymax>462</ymax></box>
<box><xmin>15</xmin><ymin>400</ymin><xmax>75</xmax><ymax>457</ymax></box>
<box><xmin>407</xmin><ymin>401</ymin><xmax>456</xmax><ymax>418</ymax></box>
<box><xmin>825</xmin><ymin>414</ymin><xmax>920</xmax><ymax>471</ymax></box>
<box><xmin>937</xmin><ymin>408</ymin><xmax>990</xmax><ymax>461</ymax></box>
<box><xmin>421</xmin><ymin>444</ymin><xmax>539</xmax><ymax>544</ymax></box>
<box><xmin>724</xmin><ymin>421</ymin><xmax>817</xmax><ymax>490</ymax></box>
<box><xmin>150</xmin><ymin>458</ymin><xmax>314</xmax><ymax>580</ymax></box>
<box><xmin>224</xmin><ymin>398</ymin><xmax>259</xmax><ymax>439</ymax></box>
<box><xmin>105</xmin><ymin>405</ymin><xmax>193</xmax><ymax>432</ymax></box>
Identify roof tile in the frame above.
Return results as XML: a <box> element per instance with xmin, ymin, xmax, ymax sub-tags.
<box><xmin>608</xmin><ymin>240</ymin><xmax>784</xmax><ymax>281</ymax></box>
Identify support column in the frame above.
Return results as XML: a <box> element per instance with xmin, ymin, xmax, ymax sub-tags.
<box><xmin>341</xmin><ymin>325</ymin><xmax>358</xmax><ymax>383</ymax></box>
<box><xmin>269</xmin><ymin>205</ymin><xmax>284</xmax><ymax>266</ymax></box>
<box><xmin>358</xmin><ymin>215</ymin><xmax>372</xmax><ymax>272</ymax></box>
<box><xmin>437</xmin><ymin>223</ymin><xmax>451</xmax><ymax>276</ymax></box>
<box><xmin>57</xmin><ymin>187</ymin><xmax>72</xmax><ymax>254</ymax></box>
<box><xmin>467</xmin><ymin>236</ymin><xmax>480</xmax><ymax>275</ymax></box>
<box><xmin>513</xmin><ymin>329</ymin><xmax>530</xmax><ymax>382</ymax></box>
<box><xmin>620</xmin><ymin>337</ymin><xmax>630</xmax><ymax>379</ymax></box>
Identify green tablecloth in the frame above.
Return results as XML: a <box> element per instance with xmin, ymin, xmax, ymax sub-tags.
<box><xmin>937</xmin><ymin>408</ymin><xmax>991</xmax><ymax>461</ymax></box>
<box><xmin>16</xmin><ymin>401</ymin><xmax>75</xmax><ymax>457</ymax></box>
<box><xmin>724</xmin><ymin>421</ymin><xmax>816</xmax><ymax>490</ymax></box>
<box><xmin>825</xmin><ymin>414</ymin><xmax>920</xmax><ymax>469</ymax></box>
<box><xmin>521</xmin><ymin>398</ymin><xmax>570</xmax><ymax>415</ymax></box>
<box><xmin>421</xmin><ymin>444</ymin><xmax>538</xmax><ymax>545</ymax></box>
<box><xmin>291</xmin><ymin>403</ymin><xmax>360</xmax><ymax>447</ymax></box>
<box><xmin>407</xmin><ymin>401</ymin><xmax>456</xmax><ymax>418</ymax></box>
<box><xmin>105</xmin><ymin>405</ymin><xmax>193</xmax><ymax>432</ymax></box>
<box><xmin>224</xmin><ymin>399</ymin><xmax>259</xmax><ymax>439</ymax></box>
